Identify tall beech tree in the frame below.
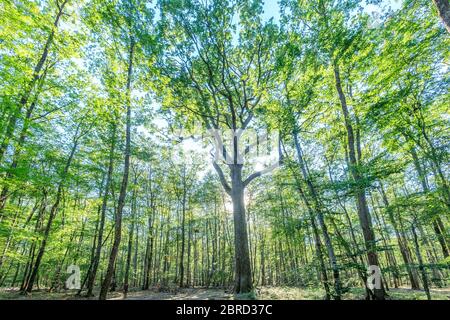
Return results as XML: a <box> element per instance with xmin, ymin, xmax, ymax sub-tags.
<box><xmin>0</xmin><ymin>0</ymin><xmax>448</xmax><ymax>301</ymax></box>
<box><xmin>157</xmin><ymin>0</ymin><xmax>280</xmax><ymax>293</ymax></box>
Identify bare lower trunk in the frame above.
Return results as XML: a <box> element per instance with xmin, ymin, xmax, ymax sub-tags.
<box><xmin>293</xmin><ymin>131</ymin><xmax>341</xmax><ymax>299</ymax></box>
<box><xmin>99</xmin><ymin>37</ymin><xmax>134</xmax><ymax>300</ymax></box>
<box><xmin>123</xmin><ymin>217</ymin><xmax>135</xmax><ymax>296</ymax></box>
<box><xmin>0</xmin><ymin>0</ymin><xmax>68</xmax><ymax>164</ymax></box>
<box><xmin>86</xmin><ymin>124</ymin><xmax>116</xmax><ymax>296</ymax></box>
<box><xmin>309</xmin><ymin>213</ymin><xmax>331</xmax><ymax>299</ymax></box>
<box><xmin>230</xmin><ymin>165</ymin><xmax>252</xmax><ymax>294</ymax></box>
<box><xmin>379</xmin><ymin>184</ymin><xmax>421</xmax><ymax>289</ymax></box>
<box><xmin>334</xmin><ymin>62</ymin><xmax>385</xmax><ymax>300</ymax></box>
<box><xmin>411</xmin><ymin>223</ymin><xmax>431</xmax><ymax>300</ymax></box>
<box><xmin>179</xmin><ymin>171</ymin><xmax>187</xmax><ymax>288</ymax></box>
<box><xmin>123</xmin><ymin>175</ymin><xmax>138</xmax><ymax>296</ymax></box>
<box><xmin>25</xmin><ymin>128</ymin><xmax>79</xmax><ymax>293</ymax></box>
<box><xmin>411</xmin><ymin>148</ymin><xmax>449</xmax><ymax>258</ymax></box>
<box><xmin>433</xmin><ymin>0</ymin><xmax>450</xmax><ymax>33</ymax></box>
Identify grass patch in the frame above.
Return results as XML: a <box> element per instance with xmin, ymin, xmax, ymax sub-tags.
<box><xmin>1</xmin><ymin>286</ymin><xmax>449</xmax><ymax>300</ymax></box>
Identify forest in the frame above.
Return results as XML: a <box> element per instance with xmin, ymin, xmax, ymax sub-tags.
<box><xmin>0</xmin><ymin>0</ymin><xmax>449</xmax><ymax>301</ymax></box>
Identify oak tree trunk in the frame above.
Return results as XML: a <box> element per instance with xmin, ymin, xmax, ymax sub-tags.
<box><xmin>230</xmin><ymin>165</ymin><xmax>252</xmax><ymax>294</ymax></box>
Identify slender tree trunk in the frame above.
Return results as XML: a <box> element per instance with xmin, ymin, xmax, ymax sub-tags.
<box><xmin>230</xmin><ymin>164</ymin><xmax>252</xmax><ymax>294</ymax></box>
<box><xmin>416</xmin><ymin>222</ymin><xmax>445</xmax><ymax>287</ymax></box>
<box><xmin>433</xmin><ymin>0</ymin><xmax>450</xmax><ymax>33</ymax></box>
<box><xmin>123</xmin><ymin>207</ymin><xmax>135</xmax><ymax>296</ymax></box>
<box><xmin>24</xmin><ymin>126</ymin><xmax>80</xmax><ymax>293</ymax></box>
<box><xmin>293</xmin><ymin>131</ymin><xmax>341</xmax><ymax>299</ymax></box>
<box><xmin>77</xmin><ymin>196</ymin><xmax>101</xmax><ymax>295</ymax></box>
<box><xmin>186</xmin><ymin>217</ymin><xmax>192</xmax><ymax>287</ymax></box>
<box><xmin>333</xmin><ymin>63</ymin><xmax>386</xmax><ymax>300</ymax></box>
<box><xmin>86</xmin><ymin>123</ymin><xmax>116</xmax><ymax>296</ymax></box>
<box><xmin>20</xmin><ymin>203</ymin><xmax>46</xmax><ymax>292</ymax></box>
<box><xmin>281</xmin><ymin>141</ymin><xmax>331</xmax><ymax>298</ymax></box>
<box><xmin>179</xmin><ymin>176</ymin><xmax>187</xmax><ymax>288</ymax></box>
<box><xmin>143</xmin><ymin>205</ymin><xmax>155</xmax><ymax>290</ymax></box>
<box><xmin>410</xmin><ymin>148</ymin><xmax>449</xmax><ymax>258</ymax></box>
<box><xmin>99</xmin><ymin>36</ymin><xmax>135</xmax><ymax>300</ymax></box>
<box><xmin>379</xmin><ymin>184</ymin><xmax>421</xmax><ymax>289</ymax></box>
<box><xmin>0</xmin><ymin>0</ymin><xmax>68</xmax><ymax>164</ymax></box>
<box><xmin>123</xmin><ymin>173</ymin><xmax>138</xmax><ymax>296</ymax></box>
<box><xmin>411</xmin><ymin>223</ymin><xmax>431</xmax><ymax>300</ymax></box>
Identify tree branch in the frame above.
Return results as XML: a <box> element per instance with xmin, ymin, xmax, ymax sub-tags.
<box><xmin>212</xmin><ymin>161</ymin><xmax>231</xmax><ymax>195</ymax></box>
<box><xmin>243</xmin><ymin>171</ymin><xmax>261</xmax><ymax>187</ymax></box>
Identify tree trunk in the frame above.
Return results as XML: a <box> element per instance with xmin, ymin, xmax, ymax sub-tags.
<box><xmin>99</xmin><ymin>36</ymin><xmax>134</xmax><ymax>300</ymax></box>
<box><xmin>230</xmin><ymin>165</ymin><xmax>252</xmax><ymax>294</ymax></box>
<box><xmin>24</xmin><ymin>126</ymin><xmax>80</xmax><ymax>293</ymax></box>
<box><xmin>86</xmin><ymin>123</ymin><xmax>116</xmax><ymax>296</ymax></box>
<box><xmin>411</xmin><ymin>148</ymin><xmax>449</xmax><ymax>258</ymax></box>
<box><xmin>433</xmin><ymin>0</ymin><xmax>450</xmax><ymax>33</ymax></box>
<box><xmin>333</xmin><ymin>63</ymin><xmax>386</xmax><ymax>300</ymax></box>
<box><xmin>179</xmin><ymin>179</ymin><xmax>187</xmax><ymax>288</ymax></box>
<box><xmin>411</xmin><ymin>223</ymin><xmax>431</xmax><ymax>300</ymax></box>
<box><xmin>123</xmin><ymin>206</ymin><xmax>135</xmax><ymax>296</ymax></box>
<box><xmin>281</xmin><ymin>140</ymin><xmax>332</xmax><ymax>298</ymax></box>
<box><xmin>77</xmin><ymin>194</ymin><xmax>101</xmax><ymax>295</ymax></box>
<box><xmin>0</xmin><ymin>0</ymin><xmax>68</xmax><ymax>163</ymax></box>
<box><xmin>379</xmin><ymin>184</ymin><xmax>421</xmax><ymax>289</ymax></box>
<box><xmin>123</xmin><ymin>172</ymin><xmax>138</xmax><ymax>296</ymax></box>
<box><xmin>293</xmin><ymin>131</ymin><xmax>341</xmax><ymax>299</ymax></box>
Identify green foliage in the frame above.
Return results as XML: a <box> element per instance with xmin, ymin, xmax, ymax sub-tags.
<box><xmin>0</xmin><ymin>0</ymin><xmax>448</xmax><ymax>300</ymax></box>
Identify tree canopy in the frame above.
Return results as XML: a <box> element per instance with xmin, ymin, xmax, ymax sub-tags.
<box><xmin>0</xmin><ymin>0</ymin><xmax>449</xmax><ymax>301</ymax></box>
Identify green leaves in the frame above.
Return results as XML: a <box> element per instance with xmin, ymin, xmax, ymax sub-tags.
<box><xmin>156</xmin><ymin>0</ymin><xmax>280</xmax><ymax>133</ymax></box>
<box><xmin>0</xmin><ymin>0</ymin><xmax>448</xmax><ymax>297</ymax></box>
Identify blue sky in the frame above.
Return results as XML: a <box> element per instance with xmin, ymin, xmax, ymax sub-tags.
<box><xmin>261</xmin><ymin>0</ymin><xmax>403</xmax><ymax>22</ymax></box>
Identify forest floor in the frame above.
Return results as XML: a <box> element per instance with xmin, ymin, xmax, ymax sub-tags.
<box><xmin>1</xmin><ymin>286</ymin><xmax>449</xmax><ymax>300</ymax></box>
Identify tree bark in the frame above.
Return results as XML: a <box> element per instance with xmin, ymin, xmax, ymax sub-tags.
<box><xmin>230</xmin><ymin>165</ymin><xmax>252</xmax><ymax>294</ymax></box>
<box><xmin>123</xmin><ymin>196</ymin><xmax>136</xmax><ymax>296</ymax></box>
<box><xmin>379</xmin><ymin>184</ymin><xmax>421</xmax><ymax>289</ymax></box>
<box><xmin>411</xmin><ymin>223</ymin><xmax>431</xmax><ymax>300</ymax></box>
<box><xmin>410</xmin><ymin>148</ymin><xmax>449</xmax><ymax>258</ymax></box>
<box><xmin>179</xmin><ymin>171</ymin><xmax>187</xmax><ymax>288</ymax></box>
<box><xmin>99</xmin><ymin>36</ymin><xmax>135</xmax><ymax>300</ymax></box>
<box><xmin>0</xmin><ymin>0</ymin><xmax>68</xmax><ymax>163</ymax></box>
<box><xmin>24</xmin><ymin>125</ymin><xmax>80</xmax><ymax>293</ymax></box>
<box><xmin>333</xmin><ymin>63</ymin><xmax>386</xmax><ymax>300</ymax></box>
<box><xmin>292</xmin><ymin>131</ymin><xmax>341</xmax><ymax>299</ymax></box>
<box><xmin>433</xmin><ymin>0</ymin><xmax>450</xmax><ymax>33</ymax></box>
<box><xmin>86</xmin><ymin>123</ymin><xmax>116</xmax><ymax>296</ymax></box>
<box><xmin>123</xmin><ymin>170</ymin><xmax>138</xmax><ymax>296</ymax></box>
